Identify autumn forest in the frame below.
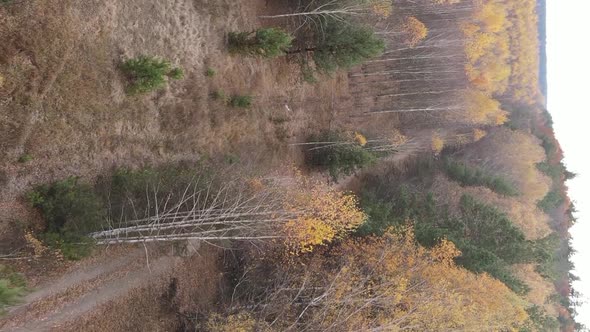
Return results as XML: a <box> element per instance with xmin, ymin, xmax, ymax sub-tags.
<box><xmin>0</xmin><ymin>0</ymin><xmax>583</xmax><ymax>331</ymax></box>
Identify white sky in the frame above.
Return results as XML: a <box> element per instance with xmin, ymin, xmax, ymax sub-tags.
<box><xmin>547</xmin><ymin>0</ymin><xmax>590</xmax><ymax>328</ymax></box>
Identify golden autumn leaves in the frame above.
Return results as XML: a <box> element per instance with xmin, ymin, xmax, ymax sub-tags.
<box><xmin>327</xmin><ymin>229</ymin><xmax>529</xmax><ymax>330</ymax></box>
<box><xmin>462</xmin><ymin>0</ymin><xmax>541</xmax><ymax>104</ymax></box>
<box><xmin>252</xmin><ymin>228</ymin><xmax>531</xmax><ymax>331</ymax></box>
<box><xmin>403</xmin><ymin>17</ymin><xmax>429</xmax><ymax>47</ymax></box>
<box><xmin>280</xmin><ymin>175</ymin><xmax>367</xmax><ymax>254</ymax></box>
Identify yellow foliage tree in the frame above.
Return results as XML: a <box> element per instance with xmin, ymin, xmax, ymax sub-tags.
<box><xmin>461</xmin><ymin>22</ymin><xmax>480</xmax><ymax>37</ymax></box>
<box><xmin>462</xmin><ymin>89</ymin><xmax>508</xmax><ymax>125</ymax></box>
<box><xmin>251</xmin><ymin>228</ymin><xmax>529</xmax><ymax>331</ymax></box>
<box><xmin>282</xmin><ymin>178</ymin><xmax>366</xmax><ymax>254</ymax></box>
<box><xmin>475</xmin><ymin>1</ymin><xmax>510</xmax><ymax>33</ymax></box>
<box><xmin>473</xmin><ymin>128</ymin><xmax>487</xmax><ymax>142</ymax></box>
<box><xmin>431</xmin><ymin>134</ymin><xmax>445</xmax><ymax>155</ymax></box>
<box><xmin>462</xmin><ymin>0</ymin><xmax>541</xmax><ymax>103</ymax></box>
<box><xmin>465</xmin><ymin>32</ymin><xmax>496</xmax><ymax>63</ymax></box>
<box><xmin>370</xmin><ymin>0</ymin><xmax>393</xmax><ymax>18</ymax></box>
<box><xmin>403</xmin><ymin>16</ymin><xmax>429</xmax><ymax>47</ymax></box>
<box><xmin>353</xmin><ymin>131</ymin><xmax>368</xmax><ymax>146</ymax></box>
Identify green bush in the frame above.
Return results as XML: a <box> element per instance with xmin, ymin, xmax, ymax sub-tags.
<box><xmin>211</xmin><ymin>89</ymin><xmax>228</xmax><ymax>102</ymax></box>
<box><xmin>228</xmin><ymin>28</ymin><xmax>293</xmax><ymax>58</ymax></box>
<box><xmin>168</xmin><ymin>67</ymin><xmax>184</xmax><ymax>80</ymax></box>
<box><xmin>27</xmin><ymin>177</ymin><xmax>103</xmax><ymax>260</ymax></box>
<box><xmin>17</xmin><ymin>154</ymin><xmax>33</xmax><ymax>163</ymax></box>
<box><xmin>205</xmin><ymin>68</ymin><xmax>216</xmax><ymax>77</ymax></box>
<box><xmin>28</xmin><ymin>177</ymin><xmax>104</xmax><ymax>234</ymax></box>
<box><xmin>0</xmin><ymin>265</ymin><xmax>26</xmax><ymax>313</ymax></box>
<box><xmin>211</xmin><ymin>91</ymin><xmax>252</xmax><ymax>108</ymax></box>
<box><xmin>301</xmin><ymin>64</ymin><xmax>318</xmax><ymax>84</ymax></box>
<box><xmin>42</xmin><ymin>232</ymin><xmax>94</xmax><ymax>261</ymax></box>
<box><xmin>305</xmin><ymin>131</ymin><xmax>377</xmax><ymax>181</ymax></box>
<box><xmin>120</xmin><ymin>56</ymin><xmax>183</xmax><ymax>94</ymax></box>
<box><xmin>444</xmin><ymin>159</ymin><xmax>518</xmax><ymax>196</ymax></box>
<box><xmin>229</xmin><ymin>95</ymin><xmax>253</xmax><ymax>108</ymax></box>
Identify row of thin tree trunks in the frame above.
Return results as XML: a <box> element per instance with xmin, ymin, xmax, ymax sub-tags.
<box><xmin>348</xmin><ymin>0</ymin><xmax>475</xmax><ymax>116</ymax></box>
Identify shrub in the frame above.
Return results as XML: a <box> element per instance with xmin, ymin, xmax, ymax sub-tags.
<box><xmin>28</xmin><ymin>177</ymin><xmax>104</xmax><ymax>234</ymax></box>
<box><xmin>205</xmin><ymin>68</ymin><xmax>216</xmax><ymax>77</ymax></box>
<box><xmin>120</xmin><ymin>56</ymin><xmax>183</xmax><ymax>94</ymax></box>
<box><xmin>211</xmin><ymin>91</ymin><xmax>252</xmax><ymax>108</ymax></box>
<box><xmin>301</xmin><ymin>64</ymin><xmax>318</xmax><ymax>84</ymax></box>
<box><xmin>168</xmin><ymin>67</ymin><xmax>184</xmax><ymax>80</ymax></box>
<box><xmin>17</xmin><ymin>154</ymin><xmax>33</xmax><ymax>163</ymax></box>
<box><xmin>0</xmin><ymin>265</ymin><xmax>26</xmax><ymax>313</ymax></box>
<box><xmin>431</xmin><ymin>135</ymin><xmax>445</xmax><ymax>154</ymax></box>
<box><xmin>27</xmin><ymin>177</ymin><xmax>103</xmax><ymax>260</ymax></box>
<box><xmin>229</xmin><ymin>95</ymin><xmax>253</xmax><ymax>108</ymax></box>
<box><xmin>228</xmin><ymin>28</ymin><xmax>293</xmax><ymax>58</ymax></box>
<box><xmin>41</xmin><ymin>232</ymin><xmax>94</xmax><ymax>260</ymax></box>
<box><xmin>306</xmin><ymin>131</ymin><xmax>377</xmax><ymax>181</ymax></box>
<box><xmin>211</xmin><ymin>89</ymin><xmax>228</xmax><ymax>102</ymax></box>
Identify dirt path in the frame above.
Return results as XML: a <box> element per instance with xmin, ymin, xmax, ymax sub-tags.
<box><xmin>0</xmin><ymin>247</ymin><xmax>178</xmax><ymax>332</ymax></box>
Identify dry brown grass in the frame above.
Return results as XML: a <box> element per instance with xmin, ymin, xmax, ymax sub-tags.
<box><xmin>0</xmin><ymin>0</ymin><xmax>358</xmax><ymax>270</ymax></box>
<box><xmin>0</xmin><ymin>0</ymin><xmax>354</xmax><ymax>204</ymax></box>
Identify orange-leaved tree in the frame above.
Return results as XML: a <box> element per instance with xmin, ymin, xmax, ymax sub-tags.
<box><xmin>282</xmin><ymin>176</ymin><xmax>366</xmax><ymax>254</ymax></box>
<box><xmin>232</xmin><ymin>228</ymin><xmax>529</xmax><ymax>331</ymax></box>
<box><xmin>462</xmin><ymin>89</ymin><xmax>508</xmax><ymax>125</ymax></box>
<box><xmin>403</xmin><ymin>16</ymin><xmax>429</xmax><ymax>47</ymax></box>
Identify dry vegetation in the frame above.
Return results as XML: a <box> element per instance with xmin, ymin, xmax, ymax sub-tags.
<box><xmin>0</xmin><ymin>0</ymin><xmax>583</xmax><ymax>331</ymax></box>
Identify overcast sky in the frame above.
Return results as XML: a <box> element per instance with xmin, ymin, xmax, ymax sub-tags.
<box><xmin>547</xmin><ymin>0</ymin><xmax>590</xmax><ymax>327</ymax></box>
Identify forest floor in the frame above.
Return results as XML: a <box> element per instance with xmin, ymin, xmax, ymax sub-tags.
<box><xmin>0</xmin><ymin>244</ymin><xmax>225</xmax><ymax>331</ymax></box>
<box><xmin>0</xmin><ymin>0</ymin><xmax>432</xmax><ymax>330</ymax></box>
